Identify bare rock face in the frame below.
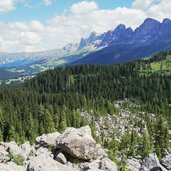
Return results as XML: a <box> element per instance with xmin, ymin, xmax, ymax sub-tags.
<box><xmin>27</xmin><ymin>155</ymin><xmax>77</xmax><ymax>171</ymax></box>
<box><xmin>126</xmin><ymin>158</ymin><xmax>141</xmax><ymax>171</ymax></box>
<box><xmin>80</xmin><ymin>158</ymin><xmax>118</xmax><ymax>171</ymax></box>
<box><xmin>161</xmin><ymin>153</ymin><xmax>171</xmax><ymax>170</ymax></box>
<box><xmin>80</xmin><ymin>159</ymin><xmax>101</xmax><ymax>171</ymax></box>
<box><xmin>0</xmin><ymin>146</ymin><xmax>9</xmax><ymax>163</ymax></box>
<box><xmin>100</xmin><ymin>158</ymin><xmax>118</xmax><ymax>171</ymax></box>
<box><xmin>141</xmin><ymin>153</ymin><xmax>167</xmax><ymax>171</ymax></box>
<box><xmin>0</xmin><ymin>162</ymin><xmax>25</xmax><ymax>171</ymax></box>
<box><xmin>56</xmin><ymin>126</ymin><xmax>97</xmax><ymax>161</ymax></box>
<box><xmin>34</xmin><ymin>147</ymin><xmax>53</xmax><ymax>158</ymax></box>
<box><xmin>55</xmin><ymin>152</ymin><xmax>67</xmax><ymax>164</ymax></box>
<box><xmin>36</xmin><ymin>132</ymin><xmax>61</xmax><ymax>147</ymax></box>
<box><xmin>20</xmin><ymin>142</ymin><xmax>34</xmax><ymax>156</ymax></box>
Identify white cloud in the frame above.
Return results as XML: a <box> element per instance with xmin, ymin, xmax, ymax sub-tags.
<box><xmin>43</xmin><ymin>0</ymin><xmax>54</xmax><ymax>6</ymax></box>
<box><xmin>0</xmin><ymin>0</ymin><xmax>18</xmax><ymax>13</ymax></box>
<box><xmin>132</xmin><ymin>0</ymin><xmax>154</xmax><ymax>10</ymax></box>
<box><xmin>0</xmin><ymin>0</ymin><xmax>171</xmax><ymax>53</ymax></box>
<box><xmin>132</xmin><ymin>0</ymin><xmax>171</xmax><ymax>20</ymax></box>
<box><xmin>70</xmin><ymin>1</ymin><xmax>98</xmax><ymax>14</ymax></box>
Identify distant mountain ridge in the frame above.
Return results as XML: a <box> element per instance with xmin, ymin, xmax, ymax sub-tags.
<box><xmin>73</xmin><ymin>18</ymin><xmax>171</xmax><ymax>64</ymax></box>
<box><xmin>1</xmin><ymin>18</ymin><xmax>171</xmax><ymax>79</ymax></box>
<box><xmin>80</xmin><ymin>18</ymin><xmax>171</xmax><ymax>48</ymax></box>
<box><xmin>0</xmin><ymin>43</ymin><xmax>79</xmax><ymax>68</ymax></box>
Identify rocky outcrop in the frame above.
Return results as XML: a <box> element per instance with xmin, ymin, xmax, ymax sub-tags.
<box><xmin>126</xmin><ymin>158</ymin><xmax>141</xmax><ymax>171</ymax></box>
<box><xmin>126</xmin><ymin>154</ymin><xmax>170</xmax><ymax>171</ymax></box>
<box><xmin>161</xmin><ymin>154</ymin><xmax>171</xmax><ymax>170</ymax></box>
<box><xmin>100</xmin><ymin>158</ymin><xmax>118</xmax><ymax>171</ymax></box>
<box><xmin>141</xmin><ymin>153</ymin><xmax>167</xmax><ymax>171</ymax></box>
<box><xmin>21</xmin><ymin>142</ymin><xmax>34</xmax><ymax>156</ymax></box>
<box><xmin>56</xmin><ymin>126</ymin><xmax>99</xmax><ymax>161</ymax></box>
<box><xmin>0</xmin><ymin>141</ymin><xmax>29</xmax><ymax>160</ymax></box>
<box><xmin>0</xmin><ymin>126</ymin><xmax>117</xmax><ymax>171</ymax></box>
<box><xmin>36</xmin><ymin>132</ymin><xmax>61</xmax><ymax>147</ymax></box>
<box><xmin>27</xmin><ymin>155</ymin><xmax>77</xmax><ymax>171</ymax></box>
<box><xmin>0</xmin><ymin>162</ymin><xmax>25</xmax><ymax>171</ymax></box>
<box><xmin>0</xmin><ymin>145</ymin><xmax>9</xmax><ymax>163</ymax></box>
<box><xmin>55</xmin><ymin>152</ymin><xmax>67</xmax><ymax>164</ymax></box>
<box><xmin>1</xmin><ymin>125</ymin><xmax>171</xmax><ymax>171</ymax></box>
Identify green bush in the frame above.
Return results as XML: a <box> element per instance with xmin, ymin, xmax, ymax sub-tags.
<box><xmin>8</xmin><ymin>153</ymin><xmax>24</xmax><ymax>165</ymax></box>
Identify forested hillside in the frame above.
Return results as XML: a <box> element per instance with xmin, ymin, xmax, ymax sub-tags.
<box><xmin>0</xmin><ymin>51</ymin><xmax>171</xmax><ymax>164</ymax></box>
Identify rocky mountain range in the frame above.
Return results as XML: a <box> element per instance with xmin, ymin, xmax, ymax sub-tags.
<box><xmin>73</xmin><ymin>18</ymin><xmax>171</xmax><ymax>64</ymax></box>
<box><xmin>1</xmin><ymin>18</ymin><xmax>171</xmax><ymax>80</ymax></box>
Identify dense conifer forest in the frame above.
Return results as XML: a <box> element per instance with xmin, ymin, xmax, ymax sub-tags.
<box><xmin>0</xmin><ymin>51</ymin><xmax>171</xmax><ymax>161</ymax></box>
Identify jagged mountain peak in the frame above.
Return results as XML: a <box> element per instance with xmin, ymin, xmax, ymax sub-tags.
<box><xmin>114</xmin><ymin>24</ymin><xmax>126</xmax><ymax>32</ymax></box>
<box><xmin>143</xmin><ymin>17</ymin><xmax>160</xmax><ymax>24</ymax></box>
<box><xmin>89</xmin><ymin>31</ymin><xmax>97</xmax><ymax>37</ymax></box>
<box><xmin>135</xmin><ymin>18</ymin><xmax>160</xmax><ymax>32</ymax></box>
<box><xmin>162</xmin><ymin>18</ymin><xmax>171</xmax><ymax>24</ymax></box>
<box><xmin>79</xmin><ymin>31</ymin><xmax>99</xmax><ymax>49</ymax></box>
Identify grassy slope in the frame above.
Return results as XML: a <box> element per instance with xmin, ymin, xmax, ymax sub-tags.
<box><xmin>140</xmin><ymin>55</ymin><xmax>171</xmax><ymax>75</ymax></box>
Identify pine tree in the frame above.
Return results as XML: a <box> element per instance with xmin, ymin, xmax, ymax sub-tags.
<box><xmin>8</xmin><ymin>125</ymin><xmax>16</xmax><ymax>141</ymax></box>
<box><xmin>141</xmin><ymin>129</ymin><xmax>151</xmax><ymax>158</ymax></box>
<box><xmin>58</xmin><ymin>111</ymin><xmax>67</xmax><ymax>131</ymax></box>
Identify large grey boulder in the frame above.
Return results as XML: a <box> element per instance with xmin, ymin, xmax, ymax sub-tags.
<box><xmin>36</xmin><ymin>132</ymin><xmax>61</xmax><ymax>147</ymax></box>
<box><xmin>126</xmin><ymin>158</ymin><xmax>141</xmax><ymax>171</ymax></box>
<box><xmin>0</xmin><ymin>162</ymin><xmax>25</xmax><ymax>171</ymax></box>
<box><xmin>27</xmin><ymin>155</ymin><xmax>77</xmax><ymax>171</ymax></box>
<box><xmin>56</xmin><ymin>126</ymin><xmax>97</xmax><ymax>161</ymax></box>
<box><xmin>141</xmin><ymin>153</ymin><xmax>167</xmax><ymax>171</ymax></box>
<box><xmin>100</xmin><ymin>157</ymin><xmax>118</xmax><ymax>171</ymax></box>
<box><xmin>161</xmin><ymin>153</ymin><xmax>171</xmax><ymax>170</ymax></box>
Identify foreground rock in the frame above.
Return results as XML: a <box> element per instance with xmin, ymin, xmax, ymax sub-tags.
<box><xmin>36</xmin><ymin>132</ymin><xmax>61</xmax><ymax>147</ymax></box>
<box><xmin>0</xmin><ymin>146</ymin><xmax>9</xmax><ymax>163</ymax></box>
<box><xmin>0</xmin><ymin>141</ymin><xmax>31</xmax><ymax>160</ymax></box>
<box><xmin>100</xmin><ymin>158</ymin><xmax>118</xmax><ymax>171</ymax></box>
<box><xmin>126</xmin><ymin>158</ymin><xmax>141</xmax><ymax>171</ymax></box>
<box><xmin>55</xmin><ymin>152</ymin><xmax>67</xmax><ymax>164</ymax></box>
<box><xmin>141</xmin><ymin>153</ymin><xmax>167</xmax><ymax>171</ymax></box>
<box><xmin>56</xmin><ymin>126</ymin><xmax>98</xmax><ymax>161</ymax></box>
<box><xmin>127</xmin><ymin>154</ymin><xmax>169</xmax><ymax>171</ymax></box>
<box><xmin>161</xmin><ymin>154</ymin><xmax>171</xmax><ymax>170</ymax></box>
<box><xmin>27</xmin><ymin>155</ymin><xmax>77</xmax><ymax>171</ymax></box>
<box><xmin>0</xmin><ymin>126</ymin><xmax>117</xmax><ymax>171</ymax></box>
<box><xmin>2</xmin><ymin>125</ymin><xmax>171</xmax><ymax>171</ymax></box>
<box><xmin>0</xmin><ymin>162</ymin><xmax>24</xmax><ymax>171</ymax></box>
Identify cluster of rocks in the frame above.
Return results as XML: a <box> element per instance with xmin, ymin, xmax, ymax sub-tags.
<box><xmin>0</xmin><ymin>126</ymin><xmax>117</xmax><ymax>171</ymax></box>
<box><xmin>81</xmin><ymin>105</ymin><xmax>146</xmax><ymax>142</ymax></box>
<box><xmin>126</xmin><ymin>153</ymin><xmax>171</xmax><ymax>171</ymax></box>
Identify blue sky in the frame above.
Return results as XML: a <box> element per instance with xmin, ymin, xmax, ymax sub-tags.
<box><xmin>0</xmin><ymin>0</ymin><xmax>170</xmax><ymax>52</ymax></box>
<box><xmin>1</xmin><ymin>0</ymin><xmax>133</xmax><ymax>22</ymax></box>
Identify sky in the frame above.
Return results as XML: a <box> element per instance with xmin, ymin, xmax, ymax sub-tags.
<box><xmin>0</xmin><ymin>0</ymin><xmax>171</xmax><ymax>53</ymax></box>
